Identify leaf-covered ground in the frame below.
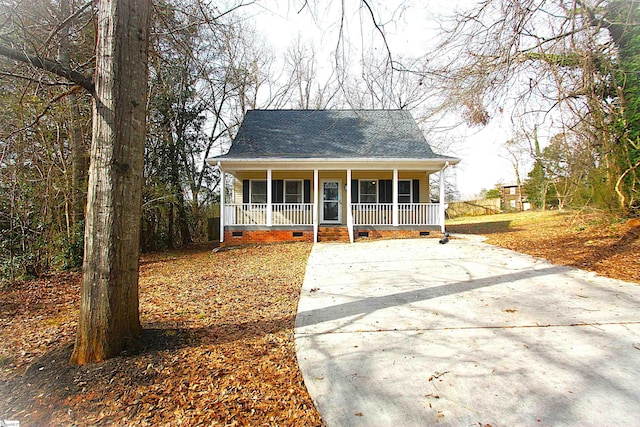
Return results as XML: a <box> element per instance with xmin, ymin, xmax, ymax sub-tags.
<box><xmin>2</xmin><ymin>210</ymin><xmax>638</xmax><ymax>426</ymax></box>
<box><xmin>447</xmin><ymin>210</ymin><xmax>640</xmax><ymax>283</ymax></box>
<box><xmin>0</xmin><ymin>242</ymin><xmax>322</xmax><ymax>426</ymax></box>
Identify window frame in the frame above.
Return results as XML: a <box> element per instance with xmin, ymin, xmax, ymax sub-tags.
<box><xmin>398</xmin><ymin>180</ymin><xmax>412</xmax><ymax>203</ymax></box>
<box><xmin>359</xmin><ymin>179</ymin><xmax>378</xmax><ymax>203</ymax></box>
<box><xmin>356</xmin><ymin>179</ymin><xmax>414</xmax><ymax>203</ymax></box>
<box><xmin>284</xmin><ymin>179</ymin><xmax>304</xmax><ymax>204</ymax></box>
<box><xmin>249</xmin><ymin>180</ymin><xmax>267</xmax><ymax>204</ymax></box>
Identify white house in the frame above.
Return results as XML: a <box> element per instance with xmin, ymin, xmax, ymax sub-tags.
<box><xmin>207</xmin><ymin>109</ymin><xmax>460</xmax><ymax>245</ymax></box>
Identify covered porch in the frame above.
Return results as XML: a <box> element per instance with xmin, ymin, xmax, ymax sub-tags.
<box><xmin>217</xmin><ymin>160</ymin><xmax>452</xmax><ymax>244</ymax></box>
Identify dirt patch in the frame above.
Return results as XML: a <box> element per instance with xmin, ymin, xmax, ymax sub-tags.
<box><xmin>0</xmin><ymin>242</ymin><xmax>321</xmax><ymax>426</ymax></box>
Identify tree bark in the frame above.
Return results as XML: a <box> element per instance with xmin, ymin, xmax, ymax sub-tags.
<box><xmin>70</xmin><ymin>0</ymin><xmax>151</xmax><ymax>364</ymax></box>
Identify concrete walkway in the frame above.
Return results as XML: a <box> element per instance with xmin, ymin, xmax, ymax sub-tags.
<box><xmin>294</xmin><ymin>236</ymin><xmax>640</xmax><ymax>426</ymax></box>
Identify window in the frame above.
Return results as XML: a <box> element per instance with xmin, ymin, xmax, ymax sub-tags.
<box><xmin>509</xmin><ymin>187</ymin><xmax>516</xmax><ymax>195</ymax></box>
<box><xmin>250</xmin><ymin>180</ymin><xmax>267</xmax><ymax>203</ymax></box>
<box><xmin>357</xmin><ymin>179</ymin><xmax>414</xmax><ymax>203</ymax></box>
<box><xmin>359</xmin><ymin>180</ymin><xmax>377</xmax><ymax>203</ymax></box>
<box><xmin>398</xmin><ymin>180</ymin><xmax>412</xmax><ymax>203</ymax></box>
<box><xmin>285</xmin><ymin>180</ymin><xmax>303</xmax><ymax>203</ymax></box>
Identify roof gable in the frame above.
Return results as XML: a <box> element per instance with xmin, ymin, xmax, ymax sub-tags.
<box><xmin>217</xmin><ymin>109</ymin><xmax>453</xmax><ymax>160</ymax></box>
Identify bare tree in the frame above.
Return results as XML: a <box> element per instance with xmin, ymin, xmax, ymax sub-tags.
<box><xmin>276</xmin><ymin>36</ymin><xmax>340</xmax><ymax>109</ymax></box>
<box><xmin>431</xmin><ymin>0</ymin><xmax>640</xmax><ymax>213</ymax></box>
<box><xmin>1</xmin><ymin>0</ymin><xmax>154</xmax><ymax>362</ymax></box>
<box><xmin>57</xmin><ymin>0</ymin><xmax>89</xmax><ymax>230</ymax></box>
<box><xmin>507</xmin><ymin>139</ymin><xmax>525</xmax><ymax>204</ymax></box>
<box><xmin>343</xmin><ymin>51</ymin><xmax>431</xmax><ymax>110</ymax></box>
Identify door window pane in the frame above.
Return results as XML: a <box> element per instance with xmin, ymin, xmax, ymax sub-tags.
<box><xmin>323</xmin><ymin>182</ymin><xmax>339</xmax><ymax>201</ymax></box>
<box><xmin>324</xmin><ymin>202</ymin><xmax>339</xmax><ymax>220</ymax></box>
<box><xmin>322</xmin><ymin>181</ymin><xmax>340</xmax><ymax>222</ymax></box>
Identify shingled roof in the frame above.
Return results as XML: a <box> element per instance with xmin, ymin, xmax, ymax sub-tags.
<box><xmin>217</xmin><ymin>109</ymin><xmax>456</xmax><ymax>160</ymax></box>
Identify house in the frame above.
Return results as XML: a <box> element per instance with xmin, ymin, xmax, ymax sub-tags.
<box><xmin>207</xmin><ymin>109</ymin><xmax>460</xmax><ymax>244</ymax></box>
<box><xmin>501</xmin><ymin>183</ymin><xmax>530</xmax><ymax>211</ymax></box>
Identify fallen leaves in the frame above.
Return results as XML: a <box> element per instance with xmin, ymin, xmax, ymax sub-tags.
<box><xmin>448</xmin><ymin>210</ymin><xmax>640</xmax><ymax>284</ymax></box>
<box><xmin>0</xmin><ymin>242</ymin><xmax>322</xmax><ymax>426</ymax></box>
<box><xmin>4</xmin><ymin>211</ymin><xmax>636</xmax><ymax>426</ymax></box>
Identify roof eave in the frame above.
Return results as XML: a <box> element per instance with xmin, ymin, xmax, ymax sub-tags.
<box><xmin>207</xmin><ymin>156</ymin><xmax>460</xmax><ymax>171</ymax></box>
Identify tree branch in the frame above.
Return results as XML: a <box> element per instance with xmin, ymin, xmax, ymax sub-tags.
<box><xmin>6</xmin><ymin>86</ymin><xmax>84</xmax><ymax>138</ymax></box>
<box><xmin>360</xmin><ymin>0</ymin><xmax>393</xmax><ymax>67</ymax></box>
<box><xmin>43</xmin><ymin>0</ymin><xmax>94</xmax><ymax>47</ymax></box>
<box><xmin>0</xmin><ymin>44</ymin><xmax>94</xmax><ymax>93</ymax></box>
<box><xmin>0</xmin><ymin>70</ymin><xmax>76</xmax><ymax>86</ymax></box>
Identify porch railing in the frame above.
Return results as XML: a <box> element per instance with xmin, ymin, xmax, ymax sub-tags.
<box><xmin>398</xmin><ymin>203</ymin><xmax>440</xmax><ymax>225</ymax></box>
<box><xmin>224</xmin><ymin>204</ymin><xmax>267</xmax><ymax>225</ymax></box>
<box><xmin>352</xmin><ymin>203</ymin><xmax>440</xmax><ymax>226</ymax></box>
<box><xmin>224</xmin><ymin>203</ymin><xmax>440</xmax><ymax>226</ymax></box>
<box><xmin>272</xmin><ymin>203</ymin><xmax>314</xmax><ymax>225</ymax></box>
<box><xmin>352</xmin><ymin>203</ymin><xmax>393</xmax><ymax>225</ymax></box>
<box><xmin>224</xmin><ymin>203</ymin><xmax>313</xmax><ymax>226</ymax></box>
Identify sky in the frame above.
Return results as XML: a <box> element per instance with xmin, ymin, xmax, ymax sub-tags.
<box><xmin>246</xmin><ymin>0</ymin><xmax>529</xmax><ymax>199</ymax></box>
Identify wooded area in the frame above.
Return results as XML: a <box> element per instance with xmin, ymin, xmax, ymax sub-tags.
<box><xmin>433</xmin><ymin>0</ymin><xmax>640</xmax><ymax>214</ymax></box>
<box><xmin>1</xmin><ymin>0</ymin><xmax>639</xmax><ymax>363</ymax></box>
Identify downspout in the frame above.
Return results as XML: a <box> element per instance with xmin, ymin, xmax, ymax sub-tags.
<box><xmin>346</xmin><ymin>169</ymin><xmax>354</xmax><ymax>243</ymax></box>
<box><xmin>313</xmin><ymin>169</ymin><xmax>319</xmax><ymax>243</ymax></box>
<box><xmin>266</xmin><ymin>168</ymin><xmax>272</xmax><ymax>227</ymax></box>
<box><xmin>392</xmin><ymin>169</ymin><xmax>399</xmax><ymax>227</ymax></box>
<box><xmin>439</xmin><ymin>162</ymin><xmax>449</xmax><ymax>233</ymax></box>
<box><xmin>218</xmin><ymin>162</ymin><xmax>224</xmax><ymax>243</ymax></box>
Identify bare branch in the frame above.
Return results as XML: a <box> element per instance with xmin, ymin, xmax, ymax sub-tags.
<box><xmin>0</xmin><ymin>70</ymin><xmax>75</xmax><ymax>86</ymax></box>
<box><xmin>43</xmin><ymin>0</ymin><xmax>94</xmax><ymax>47</ymax></box>
<box><xmin>6</xmin><ymin>85</ymin><xmax>84</xmax><ymax>138</ymax></box>
<box><xmin>0</xmin><ymin>44</ymin><xmax>94</xmax><ymax>92</ymax></box>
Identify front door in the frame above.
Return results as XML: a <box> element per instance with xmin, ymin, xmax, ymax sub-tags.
<box><xmin>321</xmin><ymin>180</ymin><xmax>341</xmax><ymax>224</ymax></box>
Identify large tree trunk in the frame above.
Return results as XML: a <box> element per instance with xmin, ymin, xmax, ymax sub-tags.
<box><xmin>70</xmin><ymin>0</ymin><xmax>151</xmax><ymax>365</ymax></box>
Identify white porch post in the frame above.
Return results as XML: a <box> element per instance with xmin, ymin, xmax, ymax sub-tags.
<box><xmin>313</xmin><ymin>169</ymin><xmax>319</xmax><ymax>242</ymax></box>
<box><xmin>439</xmin><ymin>163</ymin><xmax>448</xmax><ymax>232</ymax></box>
<box><xmin>266</xmin><ymin>168</ymin><xmax>272</xmax><ymax>227</ymax></box>
<box><xmin>392</xmin><ymin>168</ymin><xmax>399</xmax><ymax>226</ymax></box>
<box><xmin>346</xmin><ymin>168</ymin><xmax>354</xmax><ymax>243</ymax></box>
<box><xmin>218</xmin><ymin>163</ymin><xmax>225</xmax><ymax>243</ymax></box>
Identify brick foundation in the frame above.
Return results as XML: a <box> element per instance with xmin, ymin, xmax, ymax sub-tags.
<box><xmin>354</xmin><ymin>228</ymin><xmax>442</xmax><ymax>241</ymax></box>
<box><xmin>223</xmin><ymin>229</ymin><xmax>314</xmax><ymax>246</ymax></box>
<box><xmin>222</xmin><ymin>227</ymin><xmax>444</xmax><ymax>246</ymax></box>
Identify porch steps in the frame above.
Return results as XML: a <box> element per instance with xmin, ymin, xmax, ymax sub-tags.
<box><xmin>317</xmin><ymin>226</ymin><xmax>350</xmax><ymax>242</ymax></box>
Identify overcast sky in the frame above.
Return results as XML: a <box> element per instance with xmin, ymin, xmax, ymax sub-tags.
<box><xmin>246</xmin><ymin>0</ymin><xmax>530</xmax><ymax>198</ymax></box>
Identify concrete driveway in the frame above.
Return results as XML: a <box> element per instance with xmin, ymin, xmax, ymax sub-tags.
<box><xmin>294</xmin><ymin>236</ymin><xmax>640</xmax><ymax>426</ymax></box>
